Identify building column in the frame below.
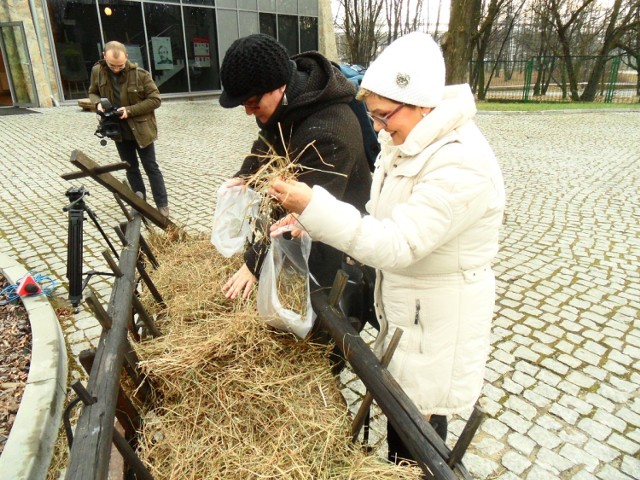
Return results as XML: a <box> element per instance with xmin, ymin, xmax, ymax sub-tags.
<box><xmin>318</xmin><ymin>0</ymin><xmax>338</xmax><ymax>63</ymax></box>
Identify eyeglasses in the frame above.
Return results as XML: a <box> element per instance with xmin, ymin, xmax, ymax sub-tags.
<box><xmin>242</xmin><ymin>94</ymin><xmax>264</xmax><ymax>110</ymax></box>
<box><xmin>106</xmin><ymin>61</ymin><xmax>127</xmax><ymax>71</ymax></box>
<box><xmin>367</xmin><ymin>103</ymin><xmax>405</xmax><ymax>128</ymax></box>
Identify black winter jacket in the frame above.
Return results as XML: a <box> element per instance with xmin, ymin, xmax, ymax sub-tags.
<box><xmin>235</xmin><ymin>51</ymin><xmax>372</xmax><ymax>288</ymax></box>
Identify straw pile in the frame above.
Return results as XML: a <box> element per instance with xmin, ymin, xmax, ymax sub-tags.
<box><xmin>242</xmin><ymin>130</ymin><xmax>346</xmax><ymax>245</ymax></box>
<box><xmin>276</xmin><ymin>264</ymin><xmax>307</xmax><ymax>316</ymax></box>
<box><xmin>134</xmin><ymin>230</ymin><xmax>422</xmax><ymax>479</ymax></box>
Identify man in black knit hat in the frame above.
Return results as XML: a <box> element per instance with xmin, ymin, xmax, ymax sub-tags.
<box><xmin>219</xmin><ymin>34</ymin><xmax>374</xmax><ymax>330</ymax></box>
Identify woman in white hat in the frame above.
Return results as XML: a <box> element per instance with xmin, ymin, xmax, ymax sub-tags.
<box><xmin>269</xmin><ymin>31</ymin><xmax>505</xmax><ymax>463</ymax></box>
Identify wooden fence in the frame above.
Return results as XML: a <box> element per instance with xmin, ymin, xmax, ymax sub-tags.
<box><xmin>59</xmin><ymin>149</ymin><xmax>484</xmax><ymax>479</ymax></box>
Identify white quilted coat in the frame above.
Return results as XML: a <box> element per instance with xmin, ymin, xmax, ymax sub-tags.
<box><xmin>299</xmin><ymin>84</ymin><xmax>505</xmax><ymax>415</ymax></box>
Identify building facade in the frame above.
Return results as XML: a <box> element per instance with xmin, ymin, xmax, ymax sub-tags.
<box><xmin>0</xmin><ymin>0</ymin><xmax>335</xmax><ymax>108</ymax></box>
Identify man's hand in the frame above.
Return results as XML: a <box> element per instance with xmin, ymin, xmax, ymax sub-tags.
<box><xmin>117</xmin><ymin>107</ymin><xmax>129</xmax><ymax>119</ymax></box>
<box><xmin>223</xmin><ymin>263</ymin><xmax>257</xmax><ymax>300</ymax></box>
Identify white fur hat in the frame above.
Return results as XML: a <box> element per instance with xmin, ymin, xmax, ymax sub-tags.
<box><xmin>361</xmin><ymin>32</ymin><xmax>445</xmax><ymax>108</ymax></box>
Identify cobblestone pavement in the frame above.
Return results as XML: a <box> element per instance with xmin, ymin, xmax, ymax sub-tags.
<box><xmin>0</xmin><ymin>101</ymin><xmax>638</xmax><ymax>479</ymax></box>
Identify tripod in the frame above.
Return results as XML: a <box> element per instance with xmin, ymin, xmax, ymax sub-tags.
<box><xmin>64</xmin><ymin>186</ymin><xmax>118</xmax><ymax>310</ymax></box>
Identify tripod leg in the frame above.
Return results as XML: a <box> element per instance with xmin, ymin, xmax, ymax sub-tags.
<box><xmin>67</xmin><ymin>207</ymin><xmax>85</xmax><ymax>308</ymax></box>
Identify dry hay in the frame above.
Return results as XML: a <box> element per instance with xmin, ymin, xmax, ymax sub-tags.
<box><xmin>134</xmin><ymin>231</ymin><xmax>422</xmax><ymax>479</ymax></box>
<box><xmin>242</xmin><ymin>128</ymin><xmax>346</xmax><ymax>246</ymax></box>
<box><xmin>275</xmin><ymin>263</ymin><xmax>307</xmax><ymax>317</ymax></box>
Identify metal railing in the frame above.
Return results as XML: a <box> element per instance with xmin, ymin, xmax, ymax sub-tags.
<box><xmin>472</xmin><ymin>55</ymin><xmax>639</xmax><ymax>104</ymax></box>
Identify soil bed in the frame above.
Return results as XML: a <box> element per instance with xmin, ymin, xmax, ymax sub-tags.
<box><xmin>0</xmin><ymin>277</ymin><xmax>31</xmax><ymax>455</ymax></box>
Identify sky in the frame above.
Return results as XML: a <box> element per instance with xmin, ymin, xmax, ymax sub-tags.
<box><xmin>330</xmin><ymin>0</ymin><xmax>451</xmax><ymax>32</ymax></box>
<box><xmin>329</xmin><ymin>0</ymin><xmax>622</xmax><ymax>33</ymax></box>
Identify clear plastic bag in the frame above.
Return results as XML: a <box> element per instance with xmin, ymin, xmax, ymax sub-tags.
<box><xmin>210</xmin><ymin>183</ymin><xmax>260</xmax><ymax>257</ymax></box>
<box><xmin>257</xmin><ymin>233</ymin><xmax>316</xmax><ymax>339</ymax></box>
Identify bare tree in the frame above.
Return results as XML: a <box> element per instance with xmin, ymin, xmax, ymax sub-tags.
<box><xmin>581</xmin><ymin>0</ymin><xmax>640</xmax><ymax>100</ymax></box>
<box><xmin>524</xmin><ymin>6</ymin><xmax>557</xmax><ymax>96</ymax></box>
<box><xmin>337</xmin><ymin>0</ymin><xmax>385</xmax><ymax>66</ymax></box>
<box><xmin>532</xmin><ymin>0</ymin><xmax>598</xmax><ymax>100</ymax></box>
<box><xmin>616</xmin><ymin>2</ymin><xmax>640</xmax><ymax>95</ymax></box>
<box><xmin>472</xmin><ymin>0</ymin><xmax>527</xmax><ymax>99</ymax></box>
<box><xmin>332</xmin><ymin>0</ymin><xmax>640</xmax><ymax>101</ymax></box>
<box><xmin>383</xmin><ymin>0</ymin><xmax>426</xmax><ymax>44</ymax></box>
<box><xmin>336</xmin><ymin>0</ymin><xmax>428</xmax><ymax>66</ymax></box>
<box><xmin>433</xmin><ymin>0</ymin><xmax>447</xmax><ymax>38</ymax></box>
<box><xmin>444</xmin><ymin>0</ymin><xmax>483</xmax><ymax>84</ymax></box>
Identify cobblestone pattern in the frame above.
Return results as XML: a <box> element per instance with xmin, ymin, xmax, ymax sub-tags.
<box><xmin>0</xmin><ymin>102</ymin><xmax>638</xmax><ymax>479</ymax></box>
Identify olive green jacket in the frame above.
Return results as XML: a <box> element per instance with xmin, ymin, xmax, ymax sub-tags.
<box><xmin>88</xmin><ymin>60</ymin><xmax>161</xmax><ymax>148</ymax></box>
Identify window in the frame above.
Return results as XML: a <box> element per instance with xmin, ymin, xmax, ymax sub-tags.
<box><xmin>48</xmin><ymin>0</ymin><xmax>102</xmax><ymax>100</ymax></box>
<box><xmin>257</xmin><ymin>0</ymin><xmax>276</xmax><ymax>12</ymax></box>
<box><xmin>299</xmin><ymin>16</ymin><xmax>317</xmax><ymax>53</ymax></box>
<box><xmin>238</xmin><ymin>0</ymin><xmax>257</xmax><ymax>9</ymax></box>
<box><xmin>182</xmin><ymin>0</ymin><xmax>215</xmax><ymax>5</ymax></box>
<box><xmin>278</xmin><ymin>14</ymin><xmax>298</xmax><ymax>55</ymax></box>
<box><xmin>259</xmin><ymin>13</ymin><xmax>276</xmax><ymax>38</ymax></box>
<box><xmin>100</xmin><ymin>1</ymin><xmax>147</xmax><ymax>69</ymax></box>
<box><xmin>183</xmin><ymin>6</ymin><xmax>220</xmax><ymax>91</ymax></box>
<box><xmin>46</xmin><ymin>0</ymin><xmax>319</xmax><ymax>100</ymax></box>
<box><xmin>239</xmin><ymin>11</ymin><xmax>259</xmax><ymax>37</ymax></box>
<box><xmin>144</xmin><ymin>2</ymin><xmax>187</xmax><ymax>93</ymax></box>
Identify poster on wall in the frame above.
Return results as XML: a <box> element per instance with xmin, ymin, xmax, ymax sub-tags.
<box><xmin>151</xmin><ymin>37</ymin><xmax>173</xmax><ymax>70</ymax></box>
<box><xmin>192</xmin><ymin>37</ymin><xmax>211</xmax><ymax>68</ymax></box>
<box><xmin>125</xmin><ymin>44</ymin><xmax>144</xmax><ymax>68</ymax></box>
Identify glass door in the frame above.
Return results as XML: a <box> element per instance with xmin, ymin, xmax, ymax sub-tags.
<box><xmin>0</xmin><ymin>22</ymin><xmax>38</xmax><ymax>107</ymax></box>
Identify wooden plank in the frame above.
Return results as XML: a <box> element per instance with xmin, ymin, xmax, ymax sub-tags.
<box><xmin>61</xmin><ymin>161</ymin><xmax>130</xmax><ymax>180</ymax></box>
<box><xmin>78</xmin><ymin>349</ymin><xmax>142</xmax><ymax>440</ymax></box>
<box><xmin>66</xmin><ymin>149</ymin><xmax>173</xmax><ymax>230</ymax></box>
<box><xmin>66</xmin><ymin>212</ymin><xmax>143</xmax><ymax>480</ymax></box>
<box><xmin>85</xmin><ymin>290</ymin><xmax>112</xmax><ymax>330</ymax></box>
<box><xmin>120</xmin><ymin>222</ymin><xmax>159</xmax><ymax>269</ymax></box>
<box><xmin>131</xmin><ymin>295</ymin><xmax>162</xmax><ymax>337</ymax></box>
<box><xmin>310</xmin><ymin>288</ymin><xmax>457</xmax><ymax>480</ymax></box>
<box><xmin>351</xmin><ymin>328</ymin><xmax>402</xmax><ymax>440</ymax></box>
<box><xmin>112</xmin><ymin>430</ymin><xmax>154</xmax><ymax>480</ymax></box>
<box><xmin>117</xmin><ymin>222</ymin><xmax>164</xmax><ymax>306</ymax></box>
<box><xmin>448</xmin><ymin>406</ymin><xmax>485</xmax><ymax>468</ymax></box>
<box><xmin>113</xmin><ymin>193</ymin><xmax>133</xmax><ymax>222</ymax></box>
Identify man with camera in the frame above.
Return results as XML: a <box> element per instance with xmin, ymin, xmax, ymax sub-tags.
<box><xmin>89</xmin><ymin>41</ymin><xmax>169</xmax><ymax>217</ymax></box>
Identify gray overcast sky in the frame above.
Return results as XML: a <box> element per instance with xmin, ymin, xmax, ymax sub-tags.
<box><xmin>329</xmin><ymin>0</ymin><xmax>451</xmax><ymax>30</ymax></box>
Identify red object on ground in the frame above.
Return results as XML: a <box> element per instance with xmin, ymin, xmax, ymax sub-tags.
<box><xmin>15</xmin><ymin>274</ymin><xmax>42</xmax><ymax>296</ymax></box>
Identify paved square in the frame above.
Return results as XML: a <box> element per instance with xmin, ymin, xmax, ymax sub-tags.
<box><xmin>0</xmin><ymin>101</ymin><xmax>638</xmax><ymax>479</ymax></box>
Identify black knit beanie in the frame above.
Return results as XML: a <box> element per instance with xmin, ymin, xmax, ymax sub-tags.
<box><xmin>219</xmin><ymin>34</ymin><xmax>293</xmax><ymax>108</ymax></box>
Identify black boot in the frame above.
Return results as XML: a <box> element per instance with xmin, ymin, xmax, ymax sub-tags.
<box><xmin>387</xmin><ymin>416</ymin><xmax>448</xmax><ymax>465</ymax></box>
<box><xmin>387</xmin><ymin>420</ymin><xmax>414</xmax><ymax>464</ymax></box>
<box><xmin>429</xmin><ymin>414</ymin><xmax>448</xmax><ymax>442</ymax></box>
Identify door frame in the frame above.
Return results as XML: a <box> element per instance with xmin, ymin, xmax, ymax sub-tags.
<box><xmin>0</xmin><ymin>21</ymin><xmax>39</xmax><ymax>108</ymax></box>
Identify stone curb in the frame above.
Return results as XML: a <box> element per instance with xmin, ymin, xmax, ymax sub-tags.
<box><xmin>0</xmin><ymin>253</ymin><xmax>68</xmax><ymax>480</ymax></box>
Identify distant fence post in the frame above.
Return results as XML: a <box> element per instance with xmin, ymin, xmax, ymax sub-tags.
<box><xmin>605</xmin><ymin>56</ymin><xmax>620</xmax><ymax>103</ymax></box>
<box><xmin>523</xmin><ymin>59</ymin><xmax>534</xmax><ymax>102</ymax></box>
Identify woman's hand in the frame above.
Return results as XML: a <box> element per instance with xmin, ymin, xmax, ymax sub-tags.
<box><xmin>223</xmin><ymin>263</ymin><xmax>257</xmax><ymax>300</ymax></box>
<box><xmin>270</xmin><ymin>214</ymin><xmax>304</xmax><ymax>238</ymax></box>
<box><xmin>268</xmin><ymin>179</ymin><xmax>313</xmax><ymax>214</ymax></box>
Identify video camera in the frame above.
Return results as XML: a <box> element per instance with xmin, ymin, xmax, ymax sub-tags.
<box><xmin>94</xmin><ymin>98</ymin><xmax>123</xmax><ymax>146</ymax></box>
